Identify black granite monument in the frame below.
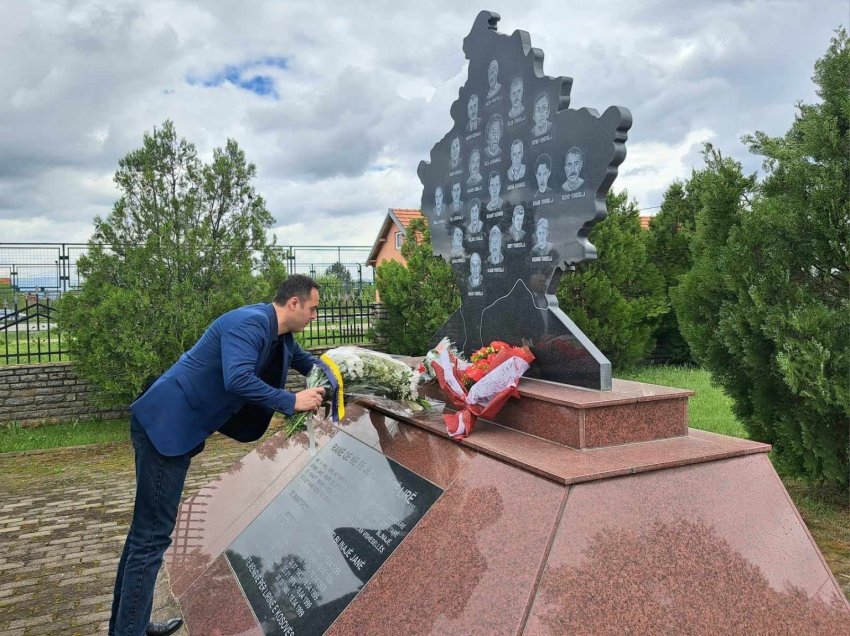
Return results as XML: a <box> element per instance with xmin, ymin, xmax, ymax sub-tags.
<box><xmin>419</xmin><ymin>11</ymin><xmax>631</xmax><ymax>390</ymax></box>
<box><xmin>224</xmin><ymin>432</ymin><xmax>442</xmax><ymax>635</ymax></box>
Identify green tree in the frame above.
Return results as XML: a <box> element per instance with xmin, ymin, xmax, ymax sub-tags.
<box><xmin>375</xmin><ymin>218</ymin><xmax>459</xmax><ymax>354</ymax></box>
<box><xmin>674</xmin><ymin>29</ymin><xmax>849</xmax><ymax>486</ymax></box>
<box><xmin>319</xmin><ymin>261</ymin><xmax>355</xmax><ymax>301</ymax></box>
<box><xmin>645</xmin><ymin>180</ymin><xmax>700</xmax><ymax>363</ymax></box>
<box><xmin>556</xmin><ymin>191</ymin><xmax>668</xmax><ymax>368</ymax></box>
<box><xmin>59</xmin><ymin>120</ymin><xmax>285</xmax><ymax>407</ymax></box>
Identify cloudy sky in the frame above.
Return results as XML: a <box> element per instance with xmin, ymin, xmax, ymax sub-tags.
<box><xmin>1</xmin><ymin>0</ymin><xmax>845</xmax><ymax>247</ymax></box>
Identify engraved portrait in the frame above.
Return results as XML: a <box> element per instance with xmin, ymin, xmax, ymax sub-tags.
<box><xmin>562</xmin><ymin>146</ymin><xmax>586</xmax><ymax>192</ymax></box>
<box><xmin>535</xmin><ymin>153</ymin><xmax>554</xmax><ymax>195</ymax></box>
<box><xmin>485</xmin><ymin>171</ymin><xmax>503</xmax><ymax>212</ymax></box>
<box><xmin>507</xmin><ymin>139</ymin><xmax>526</xmax><ymax>181</ymax></box>
<box><xmin>508</xmin><ymin>77</ymin><xmax>524</xmax><ymax>118</ymax></box>
<box><xmin>486</xmin><ymin>59</ymin><xmax>501</xmax><ymax>99</ymax></box>
<box><xmin>532</xmin><ymin>92</ymin><xmax>554</xmax><ymax>137</ymax></box>
<box><xmin>466</xmin><ymin>94</ymin><xmax>481</xmax><ymax>132</ymax></box>
<box><xmin>466</xmin><ymin>148</ymin><xmax>483</xmax><ymax>187</ymax></box>
<box><xmin>484</xmin><ymin>114</ymin><xmax>503</xmax><ymax>160</ymax></box>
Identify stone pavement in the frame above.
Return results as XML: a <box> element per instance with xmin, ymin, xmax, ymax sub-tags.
<box><xmin>0</xmin><ymin>423</ymin><xmax>281</xmax><ymax>636</ymax></box>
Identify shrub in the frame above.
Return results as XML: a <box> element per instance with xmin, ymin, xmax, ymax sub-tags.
<box><xmin>374</xmin><ymin>218</ymin><xmax>459</xmax><ymax>354</ymax></box>
<box><xmin>556</xmin><ymin>191</ymin><xmax>667</xmax><ymax>368</ymax></box>
<box><xmin>645</xmin><ymin>181</ymin><xmax>699</xmax><ymax>363</ymax></box>
<box><xmin>673</xmin><ymin>30</ymin><xmax>849</xmax><ymax>487</ymax></box>
<box><xmin>59</xmin><ymin>121</ymin><xmax>285</xmax><ymax>407</ymax></box>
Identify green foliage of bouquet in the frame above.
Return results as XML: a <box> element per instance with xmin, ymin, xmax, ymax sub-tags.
<box><xmin>284</xmin><ymin>347</ymin><xmax>429</xmax><ymax>437</ymax></box>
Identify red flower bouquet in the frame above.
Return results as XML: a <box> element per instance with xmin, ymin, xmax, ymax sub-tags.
<box><xmin>421</xmin><ymin>338</ymin><xmax>535</xmax><ymax>439</ymax></box>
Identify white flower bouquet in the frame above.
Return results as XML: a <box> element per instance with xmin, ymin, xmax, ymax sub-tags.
<box><xmin>284</xmin><ymin>346</ymin><xmax>429</xmax><ymax>437</ymax></box>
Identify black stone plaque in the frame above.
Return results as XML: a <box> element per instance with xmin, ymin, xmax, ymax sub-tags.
<box><xmin>225</xmin><ymin>432</ymin><xmax>443</xmax><ymax>635</ymax></box>
<box><xmin>418</xmin><ymin>11</ymin><xmax>632</xmax><ymax>390</ymax></box>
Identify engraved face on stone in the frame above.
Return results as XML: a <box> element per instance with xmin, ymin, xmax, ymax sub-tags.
<box><xmin>563</xmin><ymin>146</ymin><xmax>586</xmax><ymax>192</ymax></box>
<box><xmin>485</xmin><ymin>114</ymin><xmax>503</xmax><ymax>157</ymax></box>
<box><xmin>450</xmin><ymin>136</ymin><xmax>461</xmax><ymax>168</ymax></box>
<box><xmin>467</xmin><ymin>94</ymin><xmax>480</xmax><ymax>132</ymax></box>
<box><xmin>451</xmin><ymin>182</ymin><xmax>462</xmax><ymax>205</ymax></box>
<box><xmin>535</xmin><ymin>218</ymin><xmax>550</xmax><ymax>250</ymax></box>
<box><xmin>535</xmin><ymin>154</ymin><xmax>552</xmax><ymax>193</ymax></box>
<box><xmin>435</xmin><ymin>186</ymin><xmax>443</xmax><ymax>208</ymax></box>
<box><xmin>452</xmin><ymin>226</ymin><xmax>464</xmax><ymax>249</ymax></box>
<box><xmin>469</xmin><ymin>148</ymin><xmax>480</xmax><ymax>171</ymax></box>
<box><xmin>486</xmin><ymin>60</ymin><xmax>501</xmax><ymax>98</ymax></box>
<box><xmin>512</xmin><ymin>205</ymin><xmax>525</xmax><ymax>232</ymax></box>
<box><xmin>509</xmin><ymin>139</ymin><xmax>525</xmax><ymax>180</ymax></box>
<box><xmin>469</xmin><ymin>252</ymin><xmax>482</xmax><ymax>284</ymax></box>
<box><xmin>467</xmin><ymin>198</ymin><xmax>483</xmax><ymax>235</ymax></box>
<box><xmin>451</xmin><ymin>226</ymin><xmax>465</xmax><ymax>257</ymax></box>
<box><xmin>488</xmin><ymin>225</ymin><xmax>503</xmax><ymax>264</ymax></box>
<box><xmin>486</xmin><ymin>171</ymin><xmax>503</xmax><ymax>211</ymax></box>
<box><xmin>467</xmin><ymin>148</ymin><xmax>482</xmax><ymax>185</ymax></box>
<box><xmin>532</xmin><ymin>92</ymin><xmax>553</xmax><ymax>136</ymax></box>
<box><xmin>509</xmin><ymin>77</ymin><xmax>524</xmax><ymax>118</ymax></box>
<box><xmin>511</xmin><ymin>140</ymin><xmax>523</xmax><ymax>166</ymax></box>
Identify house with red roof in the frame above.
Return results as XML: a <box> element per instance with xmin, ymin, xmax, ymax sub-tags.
<box><xmin>366</xmin><ymin>208</ymin><xmax>425</xmax><ymax>269</ymax></box>
<box><xmin>366</xmin><ymin>208</ymin><xmax>425</xmax><ymax>301</ymax></box>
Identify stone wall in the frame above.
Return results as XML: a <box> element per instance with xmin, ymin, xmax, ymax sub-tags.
<box><xmin>0</xmin><ymin>362</ymin><xmax>126</xmax><ymax>426</ymax></box>
<box><xmin>0</xmin><ymin>343</ymin><xmax>381</xmax><ymax>426</ymax></box>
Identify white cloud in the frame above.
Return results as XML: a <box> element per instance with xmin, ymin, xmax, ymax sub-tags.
<box><xmin>0</xmin><ymin>0</ymin><xmax>845</xmax><ymax>248</ymax></box>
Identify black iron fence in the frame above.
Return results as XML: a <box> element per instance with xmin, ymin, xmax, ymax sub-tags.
<box><xmin>0</xmin><ymin>293</ymin><xmax>64</xmax><ymax>364</ymax></box>
<box><xmin>0</xmin><ymin>243</ymin><xmax>375</xmax><ymax>295</ymax></box>
<box><xmin>0</xmin><ymin>242</ymin><xmax>381</xmax><ymax>364</ymax></box>
<box><xmin>1</xmin><ymin>292</ymin><xmax>382</xmax><ymax>365</ymax></box>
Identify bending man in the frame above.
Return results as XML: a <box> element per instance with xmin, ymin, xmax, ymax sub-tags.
<box><xmin>109</xmin><ymin>275</ymin><xmax>326</xmax><ymax>636</ymax></box>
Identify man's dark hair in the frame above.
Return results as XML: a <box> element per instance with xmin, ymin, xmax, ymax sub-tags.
<box><xmin>274</xmin><ymin>274</ymin><xmax>320</xmax><ymax>304</ymax></box>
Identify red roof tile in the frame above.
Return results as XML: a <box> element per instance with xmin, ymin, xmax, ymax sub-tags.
<box><xmin>390</xmin><ymin>208</ymin><xmax>424</xmax><ymax>229</ymax></box>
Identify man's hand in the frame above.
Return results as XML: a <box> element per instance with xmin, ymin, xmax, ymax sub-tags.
<box><xmin>294</xmin><ymin>387</ymin><xmax>325</xmax><ymax>412</ymax></box>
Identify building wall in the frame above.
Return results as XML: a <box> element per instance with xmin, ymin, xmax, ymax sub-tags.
<box><xmin>375</xmin><ymin>226</ymin><xmax>406</xmax><ymax>267</ymax></box>
<box><xmin>372</xmin><ymin>225</ymin><xmax>406</xmax><ymax>302</ymax></box>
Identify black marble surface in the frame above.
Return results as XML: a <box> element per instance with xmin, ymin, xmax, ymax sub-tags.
<box><xmin>418</xmin><ymin>11</ymin><xmax>630</xmax><ymax>390</ymax></box>
<box><xmin>225</xmin><ymin>431</ymin><xmax>443</xmax><ymax>635</ymax></box>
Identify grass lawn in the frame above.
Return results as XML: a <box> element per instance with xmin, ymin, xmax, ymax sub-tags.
<box><xmin>0</xmin><ymin>334</ymin><xmax>69</xmax><ymax>364</ymax></box>
<box><xmin>618</xmin><ymin>364</ymin><xmax>747</xmax><ymax>437</ymax></box>
<box><xmin>0</xmin><ymin>418</ymin><xmax>129</xmax><ymax>453</ymax></box>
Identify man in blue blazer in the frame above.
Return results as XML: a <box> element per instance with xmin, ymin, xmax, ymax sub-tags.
<box><xmin>109</xmin><ymin>275</ymin><xmax>326</xmax><ymax>636</ymax></box>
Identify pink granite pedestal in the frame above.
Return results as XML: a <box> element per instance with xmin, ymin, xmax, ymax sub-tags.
<box><xmin>167</xmin><ymin>379</ymin><xmax>850</xmax><ymax>635</ymax></box>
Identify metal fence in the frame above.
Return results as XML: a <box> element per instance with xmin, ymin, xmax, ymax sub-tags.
<box><xmin>0</xmin><ymin>243</ymin><xmax>381</xmax><ymax>364</ymax></box>
<box><xmin>1</xmin><ymin>293</ymin><xmax>381</xmax><ymax>365</ymax></box>
<box><xmin>0</xmin><ymin>243</ymin><xmax>375</xmax><ymax>295</ymax></box>
<box><xmin>0</xmin><ymin>293</ymin><xmax>64</xmax><ymax>364</ymax></box>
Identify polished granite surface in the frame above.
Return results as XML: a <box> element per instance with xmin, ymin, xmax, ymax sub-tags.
<box><xmin>524</xmin><ymin>454</ymin><xmax>850</xmax><ymax>635</ymax></box>
<box><xmin>168</xmin><ymin>399</ymin><xmax>848</xmax><ymax>634</ymax></box>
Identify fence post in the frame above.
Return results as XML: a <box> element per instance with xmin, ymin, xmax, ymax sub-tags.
<box><xmin>369</xmin><ymin>303</ymin><xmax>387</xmax><ymax>350</ymax></box>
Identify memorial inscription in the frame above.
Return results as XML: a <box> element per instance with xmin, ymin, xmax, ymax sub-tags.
<box><xmin>418</xmin><ymin>11</ymin><xmax>632</xmax><ymax>389</ymax></box>
<box><xmin>225</xmin><ymin>432</ymin><xmax>443</xmax><ymax>635</ymax></box>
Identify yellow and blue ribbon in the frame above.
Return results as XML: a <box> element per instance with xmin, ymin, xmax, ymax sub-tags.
<box><xmin>319</xmin><ymin>354</ymin><xmax>345</xmax><ymax>421</ymax></box>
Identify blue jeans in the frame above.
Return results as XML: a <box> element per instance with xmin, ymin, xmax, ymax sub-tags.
<box><xmin>109</xmin><ymin>416</ymin><xmax>201</xmax><ymax>635</ymax></box>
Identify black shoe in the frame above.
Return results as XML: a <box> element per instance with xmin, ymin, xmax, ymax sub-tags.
<box><xmin>145</xmin><ymin>617</ymin><xmax>183</xmax><ymax>636</ymax></box>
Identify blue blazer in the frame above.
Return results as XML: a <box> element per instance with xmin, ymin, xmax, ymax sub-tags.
<box><xmin>131</xmin><ymin>303</ymin><xmax>318</xmax><ymax>456</ymax></box>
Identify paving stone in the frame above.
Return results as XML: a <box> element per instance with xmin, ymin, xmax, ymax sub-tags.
<box><xmin>0</xmin><ymin>425</ymin><xmax>282</xmax><ymax>634</ymax></box>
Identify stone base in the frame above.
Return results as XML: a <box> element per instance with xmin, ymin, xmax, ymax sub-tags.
<box><xmin>166</xmin><ymin>397</ymin><xmax>850</xmax><ymax>634</ymax></box>
<box><xmin>422</xmin><ymin>376</ymin><xmax>692</xmax><ymax>449</ymax></box>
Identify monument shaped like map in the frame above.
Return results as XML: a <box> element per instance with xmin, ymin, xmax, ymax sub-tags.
<box><xmin>418</xmin><ymin>10</ymin><xmax>632</xmax><ymax>390</ymax></box>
